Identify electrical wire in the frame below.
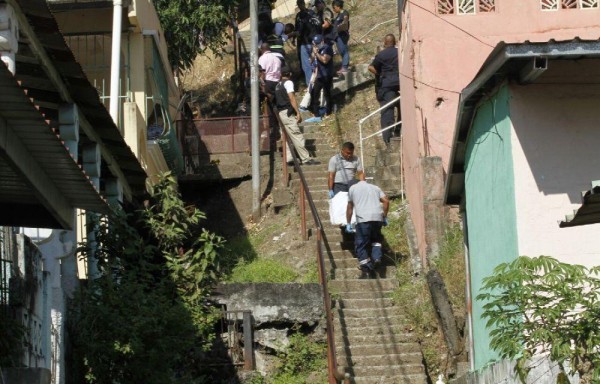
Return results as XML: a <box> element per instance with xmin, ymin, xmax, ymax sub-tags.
<box><xmin>407</xmin><ymin>0</ymin><xmax>495</xmax><ymax>49</ymax></box>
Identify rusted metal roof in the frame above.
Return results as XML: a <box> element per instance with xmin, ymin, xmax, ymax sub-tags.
<box><xmin>10</xmin><ymin>0</ymin><xmax>147</xmax><ymax>196</ymax></box>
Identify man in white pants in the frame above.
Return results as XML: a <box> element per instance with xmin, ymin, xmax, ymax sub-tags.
<box><xmin>274</xmin><ymin>66</ymin><xmax>319</xmax><ymax>165</ymax></box>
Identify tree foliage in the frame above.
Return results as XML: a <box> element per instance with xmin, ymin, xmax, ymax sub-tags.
<box><xmin>478</xmin><ymin>256</ymin><xmax>600</xmax><ymax>383</ymax></box>
<box><xmin>152</xmin><ymin>0</ymin><xmax>239</xmax><ymax>70</ymax></box>
<box><xmin>70</xmin><ymin>173</ymin><xmax>224</xmax><ymax>383</ymax></box>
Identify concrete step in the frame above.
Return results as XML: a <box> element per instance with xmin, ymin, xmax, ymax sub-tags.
<box><xmin>334</xmin><ymin>324</ymin><xmax>412</xmax><ymax>340</ymax></box>
<box><xmin>290</xmin><ymin>174</ymin><xmax>328</xmax><ymax>183</ymax></box>
<box><xmin>375</xmin><ymin>165</ymin><xmax>402</xmax><ymax>180</ymax></box>
<box><xmin>337</xmin><ymin>350</ymin><xmax>421</xmax><ymax>366</ymax></box>
<box><xmin>348</xmin><ymin>363</ymin><xmax>425</xmax><ymax>377</ymax></box>
<box><xmin>329</xmin><ymin>278</ymin><xmax>398</xmax><ymax>292</ymax></box>
<box><xmin>331</xmin><ymin>64</ymin><xmax>376</xmax><ymax>96</ymax></box>
<box><xmin>326</xmin><ymin>254</ymin><xmax>398</xmax><ymax>268</ymax></box>
<box><xmin>349</xmin><ymin>373</ymin><xmax>428</xmax><ymax>384</ymax></box>
<box><xmin>331</xmin><ymin>290</ymin><xmax>395</xmax><ymax>300</ymax></box>
<box><xmin>333</xmin><ymin>314</ymin><xmax>407</xmax><ymax>328</ymax></box>
<box><xmin>290</xmin><ymin>178</ymin><xmax>329</xmax><ymax>188</ymax></box>
<box><xmin>305</xmin><ymin>142</ymin><xmax>338</xmax><ymax>152</ymax></box>
<box><xmin>331</xmin><ymin>266</ymin><xmax>397</xmax><ymax>280</ymax></box>
<box><xmin>336</xmin><ymin>306</ymin><xmax>400</xmax><ymax>320</ymax></box>
<box><xmin>333</xmin><ymin>297</ymin><xmax>395</xmax><ymax>309</ymax></box>
<box><xmin>335</xmin><ymin>342</ymin><xmax>422</xmax><ymax>357</ymax></box>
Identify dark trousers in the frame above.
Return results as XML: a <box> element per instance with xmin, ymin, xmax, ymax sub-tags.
<box><xmin>310</xmin><ymin>76</ymin><xmax>333</xmax><ymax>117</ymax></box>
<box><xmin>355</xmin><ymin>221</ymin><xmax>383</xmax><ymax>271</ymax></box>
<box><xmin>378</xmin><ymin>87</ymin><xmax>400</xmax><ymax>143</ymax></box>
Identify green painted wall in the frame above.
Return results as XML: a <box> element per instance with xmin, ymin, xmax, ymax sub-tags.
<box><xmin>464</xmin><ymin>84</ymin><xmax>519</xmax><ymax>370</ymax></box>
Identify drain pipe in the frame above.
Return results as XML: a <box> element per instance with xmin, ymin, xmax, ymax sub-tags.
<box><xmin>109</xmin><ymin>0</ymin><xmax>123</xmax><ymax>124</ymax></box>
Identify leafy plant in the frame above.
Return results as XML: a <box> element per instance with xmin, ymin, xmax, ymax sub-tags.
<box><xmin>70</xmin><ymin>173</ymin><xmax>225</xmax><ymax>383</ymax></box>
<box><xmin>478</xmin><ymin>256</ymin><xmax>600</xmax><ymax>383</ymax></box>
<box><xmin>271</xmin><ymin>332</ymin><xmax>327</xmax><ymax>384</ymax></box>
<box><xmin>152</xmin><ymin>0</ymin><xmax>238</xmax><ymax>70</ymax></box>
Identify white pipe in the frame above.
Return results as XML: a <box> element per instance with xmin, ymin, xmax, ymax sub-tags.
<box><xmin>362</xmin><ymin>120</ymin><xmax>402</xmax><ymax>141</ymax></box>
<box><xmin>109</xmin><ymin>0</ymin><xmax>123</xmax><ymax>124</ymax></box>
<box><xmin>358</xmin><ymin>95</ymin><xmax>401</xmax><ymax>124</ymax></box>
<box><xmin>358</xmin><ymin>95</ymin><xmax>401</xmax><ymax>167</ymax></box>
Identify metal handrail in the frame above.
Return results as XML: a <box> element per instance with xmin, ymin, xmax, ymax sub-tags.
<box><xmin>358</xmin><ymin>95</ymin><xmax>401</xmax><ymax>167</ymax></box>
<box><xmin>271</xmin><ymin>105</ymin><xmax>344</xmax><ymax>383</ymax></box>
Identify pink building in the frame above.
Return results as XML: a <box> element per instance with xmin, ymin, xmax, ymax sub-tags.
<box><xmin>398</xmin><ymin>0</ymin><xmax>600</xmax><ymax>264</ymax></box>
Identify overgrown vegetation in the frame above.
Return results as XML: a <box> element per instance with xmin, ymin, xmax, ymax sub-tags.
<box><xmin>388</xmin><ymin>200</ymin><xmax>466</xmax><ymax>378</ymax></box>
<box><xmin>69</xmin><ymin>173</ymin><xmax>225</xmax><ymax>384</ymax></box>
<box><xmin>152</xmin><ymin>0</ymin><xmax>238</xmax><ymax>70</ymax></box>
<box><xmin>228</xmin><ymin>258</ymin><xmax>299</xmax><ymax>283</ymax></box>
<box><xmin>244</xmin><ymin>333</ymin><xmax>327</xmax><ymax>384</ymax></box>
<box><xmin>478</xmin><ymin>256</ymin><xmax>600</xmax><ymax>384</ymax></box>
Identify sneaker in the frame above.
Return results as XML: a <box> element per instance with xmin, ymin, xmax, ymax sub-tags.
<box><xmin>337</xmin><ymin>68</ymin><xmax>349</xmax><ymax>75</ymax></box>
<box><xmin>299</xmin><ymin>106</ymin><xmax>309</xmax><ymax>112</ymax></box>
<box><xmin>304</xmin><ymin>116</ymin><xmax>322</xmax><ymax>123</ymax></box>
<box><xmin>358</xmin><ymin>268</ymin><xmax>376</xmax><ymax>279</ymax></box>
<box><xmin>302</xmin><ymin>159</ymin><xmax>321</xmax><ymax>165</ymax></box>
<box><xmin>373</xmin><ymin>259</ymin><xmax>382</xmax><ymax>267</ymax></box>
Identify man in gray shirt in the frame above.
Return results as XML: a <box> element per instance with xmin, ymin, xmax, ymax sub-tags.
<box><xmin>346</xmin><ymin>180</ymin><xmax>389</xmax><ymax>277</ymax></box>
<box><xmin>327</xmin><ymin>141</ymin><xmax>365</xmax><ymax>198</ymax></box>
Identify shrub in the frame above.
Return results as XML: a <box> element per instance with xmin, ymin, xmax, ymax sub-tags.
<box><xmin>478</xmin><ymin>256</ymin><xmax>600</xmax><ymax>383</ymax></box>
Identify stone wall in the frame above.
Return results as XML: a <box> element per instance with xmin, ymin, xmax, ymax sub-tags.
<box><xmin>212</xmin><ymin>283</ymin><xmax>325</xmax><ymax>375</ymax></box>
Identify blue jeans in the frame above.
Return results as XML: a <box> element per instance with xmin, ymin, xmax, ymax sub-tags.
<box><xmin>335</xmin><ymin>35</ymin><xmax>350</xmax><ymax>70</ymax></box>
<box><xmin>300</xmin><ymin>44</ymin><xmax>313</xmax><ymax>86</ymax></box>
<box><xmin>354</xmin><ymin>221</ymin><xmax>383</xmax><ymax>271</ymax></box>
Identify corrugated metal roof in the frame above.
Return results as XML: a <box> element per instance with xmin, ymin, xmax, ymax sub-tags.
<box><xmin>445</xmin><ymin>39</ymin><xmax>600</xmax><ymax>206</ymax></box>
<box><xmin>0</xmin><ymin>62</ymin><xmax>108</xmax><ymax>228</ymax></box>
<box><xmin>9</xmin><ymin>0</ymin><xmax>147</xmax><ymax>196</ymax></box>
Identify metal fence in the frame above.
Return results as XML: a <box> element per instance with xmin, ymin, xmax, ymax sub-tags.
<box><xmin>182</xmin><ymin>116</ymin><xmax>271</xmax><ymax>156</ymax></box>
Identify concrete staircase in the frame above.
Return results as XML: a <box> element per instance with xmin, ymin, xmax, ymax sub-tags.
<box><xmin>365</xmin><ymin>136</ymin><xmax>403</xmax><ymax>197</ymax></box>
<box><xmin>287</xmin><ymin>121</ymin><xmax>427</xmax><ymax>383</ymax></box>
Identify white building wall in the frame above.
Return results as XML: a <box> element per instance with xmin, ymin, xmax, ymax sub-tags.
<box><xmin>510</xmin><ymin>80</ymin><xmax>600</xmax><ymax>268</ymax></box>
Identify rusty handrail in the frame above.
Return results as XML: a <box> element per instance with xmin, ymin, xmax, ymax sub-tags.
<box><xmin>270</xmin><ymin>105</ymin><xmax>343</xmax><ymax>383</ymax></box>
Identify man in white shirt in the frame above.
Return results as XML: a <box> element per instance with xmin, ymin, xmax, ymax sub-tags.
<box><xmin>274</xmin><ymin>66</ymin><xmax>319</xmax><ymax>165</ymax></box>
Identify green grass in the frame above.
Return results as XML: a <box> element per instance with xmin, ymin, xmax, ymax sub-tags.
<box><xmin>384</xmin><ymin>200</ymin><xmax>466</xmax><ymax>379</ymax></box>
<box><xmin>226</xmin><ymin>258</ymin><xmax>299</xmax><ymax>283</ymax></box>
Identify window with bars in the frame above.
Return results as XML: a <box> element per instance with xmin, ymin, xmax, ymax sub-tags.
<box><xmin>541</xmin><ymin>0</ymin><xmax>599</xmax><ymax>9</ymax></box>
<box><xmin>437</xmin><ymin>0</ymin><xmax>496</xmax><ymax>14</ymax></box>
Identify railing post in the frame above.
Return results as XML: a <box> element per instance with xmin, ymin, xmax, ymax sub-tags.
<box><xmin>282</xmin><ymin>128</ymin><xmax>288</xmax><ymax>186</ymax></box>
<box><xmin>231</xmin><ymin>117</ymin><xmax>236</xmax><ymax>153</ymax></box>
<box><xmin>243</xmin><ymin>311</ymin><xmax>254</xmax><ymax>370</ymax></box>
<box><xmin>300</xmin><ymin>182</ymin><xmax>307</xmax><ymax>241</ymax></box>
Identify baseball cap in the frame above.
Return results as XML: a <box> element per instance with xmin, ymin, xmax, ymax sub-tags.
<box><xmin>312</xmin><ymin>34</ymin><xmax>323</xmax><ymax>45</ymax></box>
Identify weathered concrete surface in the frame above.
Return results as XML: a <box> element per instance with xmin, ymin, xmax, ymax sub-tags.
<box><xmin>421</xmin><ymin>156</ymin><xmax>446</xmax><ymax>266</ymax></box>
<box><xmin>213</xmin><ymin>283</ymin><xmax>323</xmax><ymax>326</ymax></box>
